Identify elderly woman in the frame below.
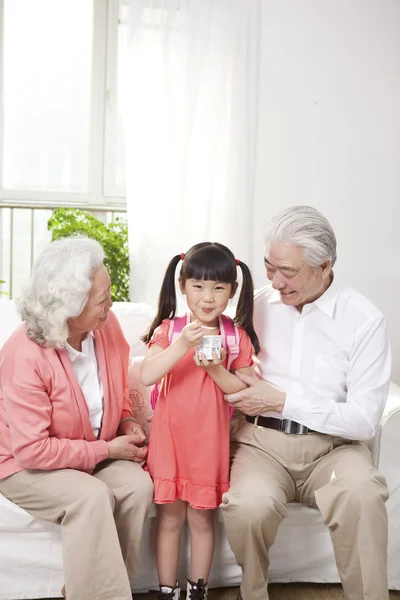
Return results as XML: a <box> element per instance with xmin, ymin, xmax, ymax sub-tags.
<box><xmin>0</xmin><ymin>236</ymin><xmax>153</xmax><ymax>600</ymax></box>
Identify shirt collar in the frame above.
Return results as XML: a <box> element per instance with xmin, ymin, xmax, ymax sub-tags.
<box><xmin>64</xmin><ymin>331</ymin><xmax>94</xmax><ymax>362</ymax></box>
<box><xmin>265</xmin><ymin>275</ymin><xmax>340</xmax><ymax>319</ymax></box>
<box><xmin>313</xmin><ymin>275</ymin><xmax>340</xmax><ymax>318</ymax></box>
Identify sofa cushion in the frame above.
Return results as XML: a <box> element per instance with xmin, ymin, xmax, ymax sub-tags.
<box><xmin>111</xmin><ymin>302</ymin><xmax>154</xmax><ymax>358</ymax></box>
<box><xmin>0</xmin><ymin>300</ymin><xmax>22</xmax><ymax>349</ymax></box>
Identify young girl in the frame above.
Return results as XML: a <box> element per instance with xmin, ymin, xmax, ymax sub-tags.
<box><xmin>141</xmin><ymin>242</ymin><xmax>260</xmax><ymax>600</ymax></box>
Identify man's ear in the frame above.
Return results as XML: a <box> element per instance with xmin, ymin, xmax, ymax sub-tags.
<box><xmin>178</xmin><ymin>278</ymin><xmax>186</xmax><ymax>295</ymax></box>
<box><xmin>230</xmin><ymin>281</ymin><xmax>239</xmax><ymax>299</ymax></box>
<box><xmin>320</xmin><ymin>260</ymin><xmax>332</xmax><ymax>279</ymax></box>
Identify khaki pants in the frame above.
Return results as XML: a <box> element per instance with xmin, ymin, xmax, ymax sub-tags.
<box><xmin>221</xmin><ymin>420</ymin><xmax>389</xmax><ymax>600</ymax></box>
<box><xmin>0</xmin><ymin>460</ymin><xmax>153</xmax><ymax>600</ymax></box>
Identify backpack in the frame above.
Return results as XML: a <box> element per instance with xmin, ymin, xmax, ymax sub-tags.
<box><xmin>150</xmin><ymin>313</ymin><xmax>240</xmax><ymax>412</ymax></box>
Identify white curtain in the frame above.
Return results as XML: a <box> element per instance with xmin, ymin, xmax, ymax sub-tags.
<box><xmin>121</xmin><ymin>0</ymin><xmax>260</xmax><ymax>305</ymax></box>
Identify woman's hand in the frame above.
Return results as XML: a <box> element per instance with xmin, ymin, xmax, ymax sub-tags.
<box><xmin>194</xmin><ymin>348</ymin><xmax>227</xmax><ymax>370</ymax></box>
<box><xmin>107</xmin><ymin>434</ymin><xmax>148</xmax><ymax>462</ymax></box>
<box><xmin>177</xmin><ymin>320</ymin><xmax>204</xmax><ymax>351</ymax></box>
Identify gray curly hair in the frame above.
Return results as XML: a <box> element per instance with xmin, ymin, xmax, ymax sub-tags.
<box><xmin>17</xmin><ymin>236</ymin><xmax>105</xmax><ymax>347</ymax></box>
<box><xmin>264</xmin><ymin>205</ymin><xmax>337</xmax><ymax>268</ymax></box>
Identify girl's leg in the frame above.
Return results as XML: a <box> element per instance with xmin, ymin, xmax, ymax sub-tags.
<box><xmin>155</xmin><ymin>500</ymin><xmax>187</xmax><ymax>587</ymax></box>
<box><xmin>187</xmin><ymin>506</ymin><xmax>215</xmax><ymax>582</ymax></box>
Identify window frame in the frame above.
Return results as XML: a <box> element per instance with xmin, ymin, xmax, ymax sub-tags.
<box><xmin>0</xmin><ymin>0</ymin><xmax>126</xmax><ymax>209</ymax></box>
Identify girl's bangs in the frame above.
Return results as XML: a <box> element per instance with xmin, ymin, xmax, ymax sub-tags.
<box><xmin>185</xmin><ymin>251</ymin><xmax>236</xmax><ymax>283</ymax></box>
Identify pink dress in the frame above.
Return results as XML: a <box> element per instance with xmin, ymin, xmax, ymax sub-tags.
<box><xmin>146</xmin><ymin>318</ymin><xmax>254</xmax><ymax>509</ymax></box>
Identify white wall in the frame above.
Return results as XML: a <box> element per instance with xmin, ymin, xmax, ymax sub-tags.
<box><xmin>251</xmin><ymin>0</ymin><xmax>400</xmax><ymax>383</ymax></box>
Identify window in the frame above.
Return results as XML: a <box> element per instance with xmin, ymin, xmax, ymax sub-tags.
<box><xmin>0</xmin><ymin>0</ymin><xmax>127</xmax><ymax>298</ymax></box>
<box><xmin>3</xmin><ymin>0</ymin><xmax>93</xmax><ymax>193</ymax></box>
<box><xmin>0</xmin><ymin>0</ymin><xmax>126</xmax><ymax>205</ymax></box>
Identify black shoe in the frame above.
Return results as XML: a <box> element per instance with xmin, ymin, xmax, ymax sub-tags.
<box><xmin>148</xmin><ymin>583</ymin><xmax>180</xmax><ymax>600</ymax></box>
<box><xmin>186</xmin><ymin>578</ymin><xmax>208</xmax><ymax>600</ymax></box>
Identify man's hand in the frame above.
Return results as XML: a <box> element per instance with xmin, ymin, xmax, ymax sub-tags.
<box><xmin>107</xmin><ymin>434</ymin><xmax>148</xmax><ymax>462</ymax></box>
<box><xmin>225</xmin><ymin>372</ymin><xmax>286</xmax><ymax>416</ymax></box>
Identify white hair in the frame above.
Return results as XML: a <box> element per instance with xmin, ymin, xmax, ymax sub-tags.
<box><xmin>17</xmin><ymin>236</ymin><xmax>105</xmax><ymax>348</ymax></box>
<box><xmin>265</xmin><ymin>205</ymin><xmax>337</xmax><ymax>269</ymax></box>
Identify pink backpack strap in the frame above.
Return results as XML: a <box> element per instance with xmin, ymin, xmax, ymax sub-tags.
<box><xmin>219</xmin><ymin>314</ymin><xmax>240</xmax><ymax>420</ymax></box>
<box><xmin>150</xmin><ymin>382</ymin><xmax>159</xmax><ymax>410</ymax></box>
<box><xmin>151</xmin><ymin>315</ymin><xmax>190</xmax><ymax>409</ymax></box>
<box><xmin>169</xmin><ymin>313</ymin><xmax>190</xmax><ymax>344</ymax></box>
<box><xmin>219</xmin><ymin>314</ymin><xmax>240</xmax><ymax>372</ymax></box>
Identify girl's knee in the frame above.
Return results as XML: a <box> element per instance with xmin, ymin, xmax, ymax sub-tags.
<box><xmin>187</xmin><ymin>506</ymin><xmax>215</xmax><ymax>533</ymax></box>
<box><xmin>157</xmin><ymin>502</ymin><xmax>187</xmax><ymax>532</ymax></box>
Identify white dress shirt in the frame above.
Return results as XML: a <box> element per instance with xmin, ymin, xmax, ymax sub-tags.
<box><xmin>64</xmin><ymin>332</ymin><xmax>104</xmax><ymax>437</ymax></box>
<box><xmin>253</xmin><ymin>278</ymin><xmax>391</xmax><ymax>440</ymax></box>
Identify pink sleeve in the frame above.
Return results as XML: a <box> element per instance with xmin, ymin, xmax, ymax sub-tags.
<box><xmin>107</xmin><ymin>310</ymin><xmax>133</xmax><ymax>422</ymax></box>
<box><xmin>2</xmin><ymin>380</ymin><xmax>108</xmax><ymax>471</ymax></box>
<box><xmin>230</xmin><ymin>328</ymin><xmax>254</xmax><ymax>371</ymax></box>
<box><xmin>148</xmin><ymin>319</ymin><xmax>170</xmax><ymax>350</ymax></box>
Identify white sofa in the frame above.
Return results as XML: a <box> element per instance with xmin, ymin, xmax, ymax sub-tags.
<box><xmin>0</xmin><ymin>299</ymin><xmax>400</xmax><ymax>599</ymax></box>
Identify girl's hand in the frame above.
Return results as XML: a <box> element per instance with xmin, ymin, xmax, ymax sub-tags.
<box><xmin>194</xmin><ymin>347</ymin><xmax>227</xmax><ymax>370</ymax></box>
<box><xmin>178</xmin><ymin>320</ymin><xmax>204</xmax><ymax>350</ymax></box>
<box><xmin>118</xmin><ymin>419</ymin><xmax>146</xmax><ymax>439</ymax></box>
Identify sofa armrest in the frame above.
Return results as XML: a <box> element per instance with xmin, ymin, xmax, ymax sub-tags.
<box><xmin>376</xmin><ymin>383</ymin><xmax>400</xmax><ymax>494</ymax></box>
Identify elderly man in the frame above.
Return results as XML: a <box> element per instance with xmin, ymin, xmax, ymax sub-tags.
<box><xmin>222</xmin><ymin>205</ymin><xmax>391</xmax><ymax>600</ymax></box>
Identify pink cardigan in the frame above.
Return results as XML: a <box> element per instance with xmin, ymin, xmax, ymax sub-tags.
<box><xmin>0</xmin><ymin>310</ymin><xmax>132</xmax><ymax>479</ymax></box>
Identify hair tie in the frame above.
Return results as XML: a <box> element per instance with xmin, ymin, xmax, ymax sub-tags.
<box><xmin>236</xmin><ymin>259</ymin><xmax>240</xmax><ymax>265</ymax></box>
<box><xmin>180</xmin><ymin>253</ymin><xmax>185</xmax><ymax>260</ymax></box>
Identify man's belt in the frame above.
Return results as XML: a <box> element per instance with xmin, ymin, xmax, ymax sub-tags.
<box><xmin>245</xmin><ymin>415</ymin><xmax>313</xmax><ymax>435</ymax></box>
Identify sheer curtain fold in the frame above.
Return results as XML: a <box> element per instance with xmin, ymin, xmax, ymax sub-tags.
<box><xmin>122</xmin><ymin>0</ymin><xmax>260</xmax><ymax>304</ymax></box>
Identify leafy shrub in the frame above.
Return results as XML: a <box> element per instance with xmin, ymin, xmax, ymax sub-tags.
<box><xmin>0</xmin><ymin>279</ymin><xmax>8</xmax><ymax>296</ymax></box>
<box><xmin>47</xmin><ymin>208</ymin><xmax>130</xmax><ymax>302</ymax></box>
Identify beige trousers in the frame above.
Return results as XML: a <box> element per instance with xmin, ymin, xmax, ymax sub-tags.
<box><xmin>0</xmin><ymin>460</ymin><xmax>153</xmax><ymax>600</ymax></box>
<box><xmin>221</xmin><ymin>420</ymin><xmax>389</xmax><ymax>600</ymax></box>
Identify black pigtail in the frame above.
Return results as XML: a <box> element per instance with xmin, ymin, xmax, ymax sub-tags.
<box><xmin>234</xmin><ymin>261</ymin><xmax>260</xmax><ymax>354</ymax></box>
<box><xmin>141</xmin><ymin>254</ymin><xmax>181</xmax><ymax>344</ymax></box>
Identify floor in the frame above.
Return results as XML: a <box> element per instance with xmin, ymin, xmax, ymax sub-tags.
<box><xmin>136</xmin><ymin>585</ymin><xmax>400</xmax><ymax>600</ymax></box>
<box><xmin>38</xmin><ymin>584</ymin><xmax>400</xmax><ymax>599</ymax></box>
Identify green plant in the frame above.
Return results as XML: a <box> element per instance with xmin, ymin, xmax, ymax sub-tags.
<box><xmin>0</xmin><ymin>279</ymin><xmax>8</xmax><ymax>296</ymax></box>
<box><xmin>47</xmin><ymin>208</ymin><xmax>130</xmax><ymax>302</ymax></box>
